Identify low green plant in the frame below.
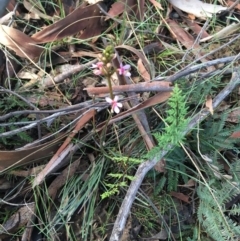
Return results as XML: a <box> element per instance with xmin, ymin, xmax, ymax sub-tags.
<box><xmin>101</xmin><ymin>156</ymin><xmax>142</xmax><ymax>199</ymax></box>
<box><xmin>148</xmin><ymin>84</ymin><xmax>189</xmax><ymax>158</ymax></box>
<box><xmin>197</xmin><ymin>180</ymin><xmax>240</xmax><ymax>241</ymax></box>
<box><xmin>0</xmin><ymin>95</ymin><xmax>33</xmax><ymax>147</ymax></box>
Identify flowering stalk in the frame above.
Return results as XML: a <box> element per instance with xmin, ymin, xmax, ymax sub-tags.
<box><xmin>91</xmin><ymin>45</ymin><xmax>131</xmax><ymax>113</ymax></box>
<box><xmin>106</xmin><ymin>73</ymin><xmax>114</xmax><ymax>100</ymax></box>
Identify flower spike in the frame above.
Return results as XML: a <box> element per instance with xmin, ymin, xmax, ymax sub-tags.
<box><xmin>105</xmin><ymin>96</ymin><xmax>123</xmax><ymax>114</ymax></box>
<box><xmin>117</xmin><ymin>63</ymin><xmax>131</xmax><ymax>77</ymax></box>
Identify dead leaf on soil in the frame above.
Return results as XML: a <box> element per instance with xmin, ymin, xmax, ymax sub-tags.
<box><xmin>226</xmin><ymin>0</ymin><xmax>240</xmax><ymax>10</ymax></box>
<box><xmin>0</xmin><ymin>132</ymin><xmax>69</xmax><ymax>172</ymax></box>
<box><xmin>167</xmin><ymin>19</ymin><xmax>201</xmax><ymax>51</ymax></box>
<box><xmin>0</xmin><ymin>203</ymin><xmax>35</xmax><ymax>238</ymax></box>
<box><xmin>31</xmin><ymin>3</ymin><xmax>104</xmax><ymax>43</ymax></box>
<box><xmin>107</xmin><ymin>1</ymin><xmax>125</xmax><ymax>19</ymax></box>
<box><xmin>128</xmin><ymin>0</ymin><xmax>145</xmax><ymax>21</ymax></box>
<box><xmin>154</xmin><ymin>159</ymin><xmax>166</xmax><ymax>173</ymax></box>
<box><xmin>179</xmin><ymin>179</ymin><xmax>196</xmax><ymax>187</ymax></box>
<box><xmin>85</xmin><ymin>0</ymin><xmax>102</xmax><ymax>4</ymax></box>
<box><xmin>167</xmin><ymin>19</ymin><xmax>215</xmax><ymax>71</ymax></box>
<box><xmin>107</xmin><ymin>0</ymin><xmax>145</xmax><ymax>22</ymax></box>
<box><xmin>230</xmin><ymin>131</ymin><xmax>240</xmax><ymax>139</ymax></box>
<box><xmin>0</xmin><ymin>12</ymin><xmax>14</xmax><ymax>24</ymax></box>
<box><xmin>26</xmin><ymin>92</ymin><xmax>65</xmax><ymax>107</ymax></box>
<box><xmin>170</xmin><ymin>191</ymin><xmax>190</xmax><ymax>203</ymax></box>
<box><xmin>137</xmin><ymin>59</ymin><xmax>150</xmax><ymax>81</ymax></box>
<box><xmin>168</xmin><ymin>0</ymin><xmax>227</xmax><ymax>19</ymax></box>
<box><xmin>227</xmin><ymin>108</ymin><xmax>240</xmax><ymax>123</ymax></box>
<box><xmin>0</xmin><ymin>25</ymin><xmax>43</xmax><ymax>60</ymax></box>
<box><xmin>148</xmin><ymin>0</ymin><xmax>163</xmax><ymax>10</ymax></box>
<box><xmin>23</xmin><ymin>0</ymin><xmax>54</xmax><ymax>21</ymax></box>
<box><xmin>48</xmin><ymin>158</ymin><xmax>81</xmax><ymax>199</ymax></box>
<box><xmin>201</xmin><ymin>22</ymin><xmax>240</xmax><ymax>42</ymax></box>
<box><xmin>185</xmin><ymin>19</ymin><xmax>210</xmax><ymax>39</ymax></box>
<box><xmin>205</xmin><ymin>96</ymin><xmax>213</xmax><ymax>115</ymax></box>
<box><xmin>7</xmin><ymin>0</ymin><xmax>17</xmax><ymax>12</ymax></box>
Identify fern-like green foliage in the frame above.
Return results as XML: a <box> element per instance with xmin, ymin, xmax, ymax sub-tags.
<box><xmin>0</xmin><ymin>95</ymin><xmax>33</xmax><ymax>146</ymax></box>
<box><xmin>101</xmin><ymin>156</ymin><xmax>141</xmax><ymax>199</ymax></box>
<box><xmin>0</xmin><ymin>117</ymin><xmax>33</xmax><ymax>146</ymax></box>
<box><xmin>191</xmin><ymin>112</ymin><xmax>240</xmax><ymax>153</ymax></box>
<box><xmin>111</xmin><ymin>156</ymin><xmax>143</xmax><ymax>166</ymax></box>
<box><xmin>148</xmin><ymin>146</ymin><xmax>189</xmax><ymax>193</ymax></box>
<box><xmin>147</xmin><ymin>84</ymin><xmax>189</xmax><ymax>158</ymax></box>
<box><xmin>197</xmin><ymin>181</ymin><xmax>240</xmax><ymax>241</ymax></box>
<box><xmin>188</xmin><ymin>75</ymin><xmax>222</xmax><ymax>106</ymax></box>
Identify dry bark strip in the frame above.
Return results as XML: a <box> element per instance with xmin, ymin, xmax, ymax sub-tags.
<box><xmin>109</xmin><ymin>70</ymin><xmax>240</xmax><ymax>241</ymax></box>
<box><xmin>84</xmin><ymin>81</ymin><xmax>172</xmax><ymax>95</ymax></box>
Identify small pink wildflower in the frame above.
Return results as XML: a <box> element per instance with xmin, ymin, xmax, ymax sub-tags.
<box><xmin>91</xmin><ymin>62</ymin><xmax>104</xmax><ymax>75</ymax></box>
<box><xmin>117</xmin><ymin>63</ymin><xmax>131</xmax><ymax>77</ymax></box>
<box><xmin>105</xmin><ymin>96</ymin><xmax>123</xmax><ymax>114</ymax></box>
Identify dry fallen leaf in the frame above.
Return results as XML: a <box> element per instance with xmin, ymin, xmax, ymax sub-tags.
<box><xmin>0</xmin><ymin>203</ymin><xmax>35</xmax><ymax>238</ymax></box>
<box><xmin>107</xmin><ymin>0</ymin><xmax>145</xmax><ymax>22</ymax></box>
<box><xmin>137</xmin><ymin>58</ymin><xmax>151</xmax><ymax>81</ymax></box>
<box><xmin>167</xmin><ymin>19</ymin><xmax>215</xmax><ymax>71</ymax></box>
<box><xmin>48</xmin><ymin>158</ymin><xmax>81</xmax><ymax>199</ymax></box>
<box><xmin>0</xmin><ymin>132</ymin><xmax>69</xmax><ymax>172</ymax></box>
<box><xmin>179</xmin><ymin>179</ymin><xmax>196</xmax><ymax>187</ymax></box>
<box><xmin>0</xmin><ymin>12</ymin><xmax>14</xmax><ymax>24</ymax></box>
<box><xmin>200</xmin><ymin>22</ymin><xmax>240</xmax><ymax>42</ymax></box>
<box><xmin>227</xmin><ymin>108</ymin><xmax>240</xmax><ymax>123</ymax></box>
<box><xmin>168</xmin><ymin>0</ymin><xmax>227</xmax><ymax>19</ymax></box>
<box><xmin>148</xmin><ymin>0</ymin><xmax>163</xmax><ymax>10</ymax></box>
<box><xmin>205</xmin><ymin>96</ymin><xmax>213</xmax><ymax>115</ymax></box>
<box><xmin>0</xmin><ymin>25</ymin><xmax>43</xmax><ymax>60</ymax></box>
<box><xmin>230</xmin><ymin>131</ymin><xmax>240</xmax><ymax>139</ymax></box>
<box><xmin>170</xmin><ymin>191</ymin><xmax>190</xmax><ymax>203</ymax></box>
<box><xmin>107</xmin><ymin>2</ymin><xmax>125</xmax><ymax>19</ymax></box>
<box><xmin>23</xmin><ymin>0</ymin><xmax>54</xmax><ymax>21</ymax></box>
<box><xmin>185</xmin><ymin>19</ymin><xmax>210</xmax><ymax>39</ymax></box>
<box><xmin>31</xmin><ymin>3</ymin><xmax>104</xmax><ymax>43</ymax></box>
<box><xmin>85</xmin><ymin>0</ymin><xmax>102</xmax><ymax>4</ymax></box>
<box><xmin>154</xmin><ymin>159</ymin><xmax>166</xmax><ymax>173</ymax></box>
<box><xmin>226</xmin><ymin>0</ymin><xmax>240</xmax><ymax>10</ymax></box>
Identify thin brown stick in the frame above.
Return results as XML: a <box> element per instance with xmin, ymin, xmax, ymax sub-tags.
<box><xmin>84</xmin><ymin>81</ymin><xmax>172</xmax><ymax>95</ymax></box>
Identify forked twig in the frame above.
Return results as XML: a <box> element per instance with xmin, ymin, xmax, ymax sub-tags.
<box><xmin>109</xmin><ymin>70</ymin><xmax>240</xmax><ymax>241</ymax></box>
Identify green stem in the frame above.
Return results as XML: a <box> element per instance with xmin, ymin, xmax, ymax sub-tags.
<box><xmin>106</xmin><ymin>74</ymin><xmax>114</xmax><ymax>99</ymax></box>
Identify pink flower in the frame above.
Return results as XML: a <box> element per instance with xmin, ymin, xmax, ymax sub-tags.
<box><xmin>91</xmin><ymin>62</ymin><xmax>104</xmax><ymax>75</ymax></box>
<box><xmin>105</xmin><ymin>96</ymin><xmax>123</xmax><ymax>114</ymax></box>
<box><xmin>117</xmin><ymin>63</ymin><xmax>131</xmax><ymax>77</ymax></box>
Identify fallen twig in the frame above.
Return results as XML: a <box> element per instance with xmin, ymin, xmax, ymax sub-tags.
<box><xmin>155</xmin><ymin>32</ymin><xmax>240</xmax><ymax>80</ymax></box>
<box><xmin>0</xmin><ymin>86</ymin><xmax>42</xmax><ymax>139</ymax></box>
<box><xmin>0</xmin><ymin>99</ymin><xmax>105</xmax><ymax>121</ymax></box>
<box><xmin>84</xmin><ymin>81</ymin><xmax>172</xmax><ymax>95</ymax></box>
<box><xmin>154</xmin><ymin>54</ymin><xmax>240</xmax><ymax>82</ymax></box>
<box><xmin>109</xmin><ymin>70</ymin><xmax>240</xmax><ymax>241</ymax></box>
<box><xmin>41</xmin><ymin>59</ymin><xmax>97</xmax><ymax>87</ymax></box>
